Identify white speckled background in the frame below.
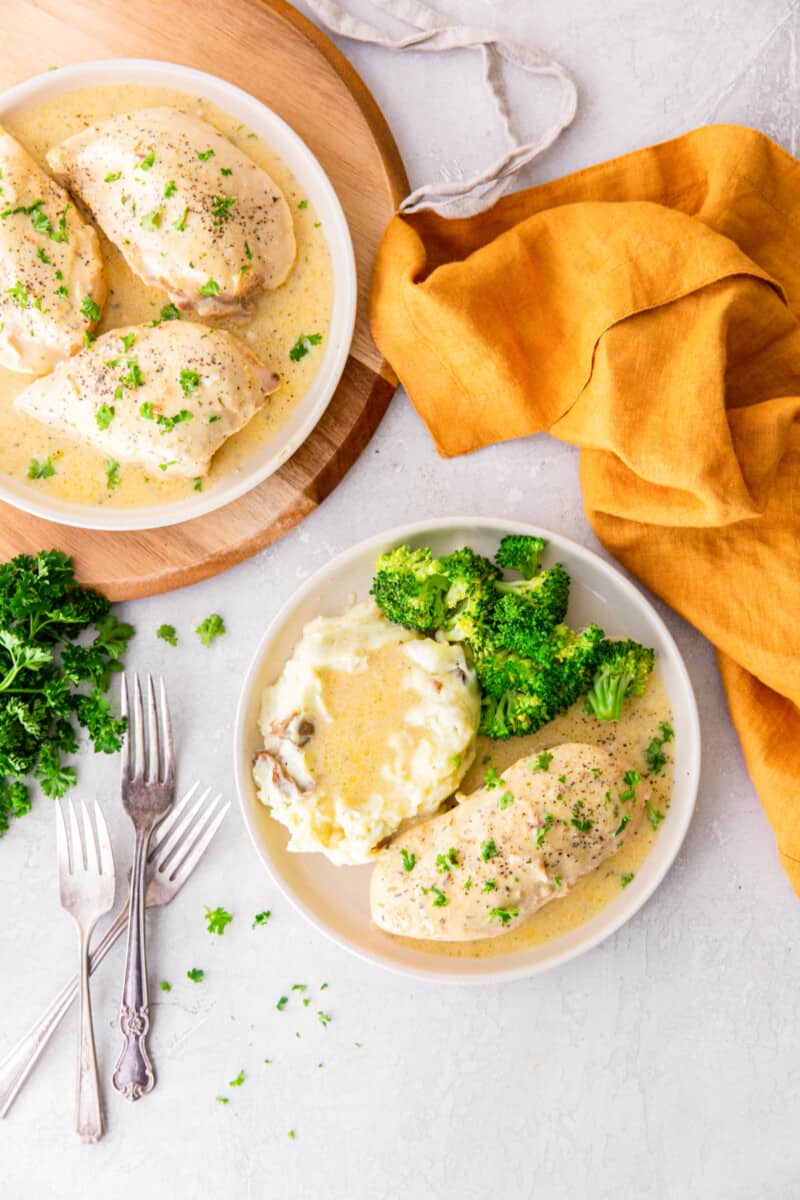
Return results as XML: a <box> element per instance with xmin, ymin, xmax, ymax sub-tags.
<box><xmin>3</xmin><ymin>2</ymin><xmax>800</xmax><ymax>1196</ymax></box>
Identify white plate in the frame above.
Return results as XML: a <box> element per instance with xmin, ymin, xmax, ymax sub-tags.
<box><xmin>0</xmin><ymin>60</ymin><xmax>357</xmax><ymax>531</ymax></box>
<box><xmin>234</xmin><ymin>518</ymin><xmax>701</xmax><ymax>984</ymax></box>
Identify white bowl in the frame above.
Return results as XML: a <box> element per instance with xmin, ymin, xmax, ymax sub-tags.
<box><xmin>0</xmin><ymin>60</ymin><xmax>357</xmax><ymax>531</ymax></box>
<box><xmin>234</xmin><ymin>518</ymin><xmax>701</xmax><ymax>984</ymax></box>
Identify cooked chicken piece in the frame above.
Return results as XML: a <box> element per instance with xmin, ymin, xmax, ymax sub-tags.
<box><xmin>47</xmin><ymin>108</ymin><xmax>296</xmax><ymax>317</ymax></box>
<box><xmin>0</xmin><ymin>125</ymin><xmax>105</xmax><ymax>375</ymax></box>
<box><xmin>370</xmin><ymin>743</ymin><xmax>648</xmax><ymax>941</ymax></box>
<box><xmin>15</xmin><ymin>320</ymin><xmax>278</xmax><ymax>477</ymax></box>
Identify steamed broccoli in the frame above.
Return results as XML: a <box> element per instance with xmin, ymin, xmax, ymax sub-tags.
<box><xmin>492</xmin><ymin>563</ymin><xmax>571</xmax><ymax>654</ymax></box>
<box><xmin>480</xmin><ymin>689</ymin><xmax>551</xmax><ymax>739</ymax></box>
<box><xmin>495</xmin><ymin>535</ymin><xmax>547</xmax><ymax>579</ymax></box>
<box><xmin>370</xmin><ymin>545</ymin><xmax>451</xmax><ymax>632</ymax></box>
<box><xmin>584</xmin><ymin>639</ymin><xmax>655</xmax><ymax>722</ymax></box>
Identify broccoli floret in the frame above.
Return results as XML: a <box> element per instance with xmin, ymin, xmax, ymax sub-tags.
<box><xmin>495</xmin><ymin>535</ymin><xmax>547</xmax><ymax>580</ymax></box>
<box><xmin>493</xmin><ymin>563</ymin><xmax>571</xmax><ymax>652</ymax></box>
<box><xmin>370</xmin><ymin>545</ymin><xmax>450</xmax><ymax>632</ymax></box>
<box><xmin>584</xmin><ymin>639</ymin><xmax>655</xmax><ymax>721</ymax></box>
<box><xmin>436</xmin><ymin>548</ymin><xmax>501</xmax><ymax>654</ymax></box>
<box><xmin>479</xmin><ymin>690</ymin><xmax>552</xmax><ymax>739</ymax></box>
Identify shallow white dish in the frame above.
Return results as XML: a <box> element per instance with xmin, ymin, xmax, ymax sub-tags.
<box><xmin>0</xmin><ymin>59</ymin><xmax>357</xmax><ymax>531</ymax></box>
<box><xmin>234</xmin><ymin>518</ymin><xmax>701</xmax><ymax>984</ymax></box>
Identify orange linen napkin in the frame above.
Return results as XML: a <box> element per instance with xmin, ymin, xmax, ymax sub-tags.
<box><xmin>370</xmin><ymin>123</ymin><xmax>800</xmax><ymax>893</ymax></box>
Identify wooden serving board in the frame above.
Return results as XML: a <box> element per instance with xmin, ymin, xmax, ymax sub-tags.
<box><xmin>0</xmin><ymin>0</ymin><xmax>407</xmax><ymax>599</ymax></box>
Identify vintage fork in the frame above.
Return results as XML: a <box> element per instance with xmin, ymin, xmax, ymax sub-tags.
<box><xmin>112</xmin><ymin>673</ymin><xmax>175</xmax><ymax>1102</ymax></box>
<box><xmin>0</xmin><ymin>782</ymin><xmax>229</xmax><ymax>1119</ymax></box>
<box><xmin>55</xmin><ymin>798</ymin><xmax>116</xmax><ymax>1143</ymax></box>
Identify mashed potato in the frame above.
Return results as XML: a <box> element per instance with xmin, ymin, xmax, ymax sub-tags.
<box><xmin>253</xmin><ymin>601</ymin><xmax>480</xmax><ymax>865</ymax></box>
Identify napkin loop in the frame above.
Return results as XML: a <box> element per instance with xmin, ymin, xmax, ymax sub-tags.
<box><xmin>304</xmin><ymin>0</ymin><xmax>578</xmax><ymax>216</ymax></box>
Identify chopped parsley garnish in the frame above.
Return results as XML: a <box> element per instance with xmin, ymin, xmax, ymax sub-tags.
<box><xmin>423</xmin><ymin>885</ymin><xmax>448</xmax><ymax>907</ymax></box>
<box><xmin>483</xmin><ymin>765</ymin><xmax>502</xmax><ymax>790</ymax></box>
<box><xmin>436</xmin><ymin>848</ymin><xmax>459</xmax><ymax>873</ymax></box>
<box><xmin>645</xmin><ymin>801</ymin><xmax>665</xmax><ymax>830</ymax></box>
<box><xmin>298</xmin><ymin>199</ymin><xmax>308</xmax><ymax>209</ymax></box>
<box><xmin>614</xmin><ymin>814</ymin><xmax>631</xmax><ymax>837</ymax></box>
<box><xmin>193</xmin><ymin>478</ymin><xmax>202</xmax><ymax>492</ymax></box>
<box><xmin>288</xmin><ymin>1130</ymin><xmax>296</xmax><ymax>1141</ymax></box>
<box><xmin>220</xmin><ymin>167</ymin><xmax>232</xmax><ymax>176</ymax></box>
<box><xmin>156</xmin><ymin>624</ymin><xmax>177</xmax><ymax>646</ymax></box>
<box><xmin>536</xmin><ymin>813</ymin><xmax>554</xmax><ymax>848</ymax></box>
<box><xmin>289</xmin><ymin>331</ymin><xmax>322</xmax><ymax>362</ymax></box>
<box><xmin>210</xmin><ymin>194</ymin><xmax>236</xmax><ymax>223</ymax></box>
<box><xmin>464</xmin><ymin>876</ymin><xmax>473</xmax><ymax>892</ymax></box>
<box><xmin>5</xmin><ymin>281</ymin><xmax>29</xmax><ymax>308</ymax></box>
<box><xmin>105</xmin><ymin>459</ymin><xmax>121</xmax><ymax>490</ymax></box>
<box><xmin>229</xmin><ymin>1070</ymin><xmax>245</xmax><ymax>1087</ymax></box>
<box><xmin>55</xmin><ymin>285</ymin><xmax>68</xmax><ymax>298</ymax></box>
<box><xmin>104</xmin><ymin>171</ymin><xmax>122</xmax><ymax>182</ymax></box>
<box><xmin>118</xmin><ymin>359</ymin><xmax>144</xmax><ymax>391</ymax></box>
<box><xmin>557</xmin><ymin>774</ymin><xmax>567</xmax><ymax>784</ymax></box>
<box><xmin>197</xmin><ymin>148</ymin><xmax>215</xmax><ymax>161</ymax></box>
<box><xmin>252</xmin><ymin>910</ymin><xmax>271</xmax><ymax>927</ymax></box>
<box><xmin>187</xmin><ymin>968</ymin><xmax>204</xmax><ymax>983</ymax></box>
<box><xmin>36</xmin><ymin>246</ymin><xmax>51</xmax><ymax>264</ymax></box>
<box><xmin>95</xmin><ymin>403</ymin><xmax>115</xmax><ymax>430</ymax></box>
<box><xmin>533</xmin><ymin>750</ymin><xmax>553</xmax><ymax>771</ymax></box>
<box><xmin>163</xmin><ymin>179</ymin><xmax>177</xmax><ymax>198</ymax></box>
<box><xmin>173</xmin><ymin>207</ymin><xmax>189</xmax><ymax>231</ymax></box>
<box><xmin>244</xmin><ymin>240</ymin><xmax>252</xmax><ymax>260</ymax></box>
<box><xmin>137</xmin><ymin>149</ymin><xmax>155</xmax><ymax>170</ymax></box>
<box><xmin>179</xmin><ymin>368</ymin><xmax>202</xmax><ymax>397</ymax></box>
<box><xmin>140</xmin><ymin>207</ymin><xmax>163</xmax><ymax>232</ymax></box>
<box><xmin>158</xmin><ymin>461</ymin><xmax>176</xmax><ymax>472</ymax></box>
<box><xmin>277</xmin><ymin>995</ymin><xmax>288</xmax><ymax>1011</ymax></box>
<box><xmin>570</xmin><ymin>802</ymin><xmax>593</xmax><ymax>833</ymax></box>
<box><xmin>488</xmin><ymin>907</ymin><xmax>519</xmax><ymax>926</ymax></box>
<box><xmin>120</xmin><ymin>331</ymin><xmax>136</xmax><ymax>352</ymax></box>
<box><xmin>27</xmin><ymin>457</ymin><xmax>55</xmax><ymax>480</ymax></box>
<box><xmin>139</xmin><ymin>402</ymin><xmax>155</xmax><ymax>420</ymax></box>
<box><xmin>216</xmin><ymin>1096</ymin><xmax>229</xmax><ymax>1105</ymax></box>
<box><xmin>645</xmin><ymin>723</ymin><xmax>673</xmax><ymax>774</ymax></box>
<box><xmin>659</xmin><ymin>720</ymin><xmax>674</xmax><ymax>743</ymax></box>
<box><xmin>317</xmin><ymin>1011</ymin><xmax>332</xmax><ymax>1027</ymax></box>
<box><xmin>196</xmin><ymin>613</ymin><xmax>225</xmax><ymax>646</ymax></box>
<box><xmin>204</xmin><ymin>905</ymin><xmax>233</xmax><ymax>935</ymax></box>
<box><xmin>83</xmin><ymin>331</ymin><xmax>93</xmax><ymax>350</ymax></box>
<box><xmin>199</xmin><ymin>278</ymin><xmax>219</xmax><ymax>296</ymax></box>
<box><xmin>157</xmin><ymin>408</ymin><xmax>193</xmax><ymax>433</ymax></box>
<box><xmin>480</xmin><ymin>838</ymin><xmax>499</xmax><ymax>861</ymax></box>
<box><xmin>499</xmin><ymin>790</ymin><xmax>514</xmax><ymax>810</ymax></box>
<box><xmin>205</xmin><ymin>415</ymin><xmax>221</xmax><ymax>424</ymax></box>
<box><xmin>620</xmin><ymin>770</ymin><xmax>641</xmax><ymax>803</ymax></box>
<box><xmin>80</xmin><ymin>295</ymin><xmax>101</xmax><ymax>322</ymax></box>
<box><xmin>620</xmin><ymin>872</ymin><xmax>635</xmax><ymax>888</ymax></box>
<box><xmin>482</xmin><ymin>879</ymin><xmax>496</xmax><ymax>893</ymax></box>
<box><xmin>553</xmin><ymin>876</ymin><xmax>562</xmax><ymax>889</ymax></box>
<box><xmin>450</xmin><ymin>752</ymin><xmax>462</xmax><ymax>768</ymax></box>
<box><xmin>400</xmin><ymin>848</ymin><xmax>416</xmax><ymax>872</ymax></box>
<box><xmin>159</xmin><ymin>980</ymin><xmax>171</xmax><ymax>992</ymax></box>
<box><xmin>151</xmin><ymin>302</ymin><xmax>181</xmax><ymax>324</ymax></box>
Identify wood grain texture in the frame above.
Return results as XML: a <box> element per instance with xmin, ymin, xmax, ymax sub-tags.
<box><xmin>0</xmin><ymin>0</ymin><xmax>407</xmax><ymax>598</ymax></box>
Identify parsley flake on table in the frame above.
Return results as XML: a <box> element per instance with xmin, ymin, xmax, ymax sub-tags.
<box><xmin>289</xmin><ymin>332</ymin><xmax>322</xmax><ymax>362</ymax></box>
<box><xmin>156</xmin><ymin>623</ymin><xmax>178</xmax><ymax>646</ymax></box>
<box><xmin>204</xmin><ymin>905</ymin><xmax>233</xmax><ymax>935</ymax></box>
<box><xmin>196</xmin><ymin>613</ymin><xmax>225</xmax><ymax>646</ymax></box>
<box><xmin>160</xmin><ymin>980</ymin><xmax>172</xmax><ymax>992</ymax></box>
<box><xmin>229</xmin><ymin>1069</ymin><xmax>245</xmax><ymax>1087</ymax></box>
<box><xmin>187</xmin><ymin>968</ymin><xmax>204</xmax><ymax>983</ymax></box>
<box><xmin>277</xmin><ymin>995</ymin><xmax>288</xmax><ymax>1011</ymax></box>
<box><xmin>27</xmin><ymin>457</ymin><xmax>55</xmax><ymax>480</ymax></box>
<box><xmin>216</xmin><ymin>1097</ymin><xmax>229</xmax><ymax>1105</ymax></box>
<box><xmin>252</xmin><ymin>910</ymin><xmax>271</xmax><ymax>927</ymax></box>
<box><xmin>317</xmin><ymin>1011</ymin><xmax>332</xmax><ymax>1028</ymax></box>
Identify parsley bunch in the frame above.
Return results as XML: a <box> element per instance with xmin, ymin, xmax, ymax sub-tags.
<box><xmin>0</xmin><ymin>550</ymin><xmax>133</xmax><ymax>837</ymax></box>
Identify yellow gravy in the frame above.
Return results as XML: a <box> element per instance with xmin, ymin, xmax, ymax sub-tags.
<box><xmin>0</xmin><ymin>84</ymin><xmax>333</xmax><ymax>508</ymax></box>
<box><xmin>385</xmin><ymin>669</ymin><xmax>675</xmax><ymax>959</ymax></box>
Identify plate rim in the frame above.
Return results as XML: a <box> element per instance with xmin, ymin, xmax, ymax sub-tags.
<box><xmin>0</xmin><ymin>57</ymin><xmax>357</xmax><ymax>531</ymax></box>
<box><xmin>233</xmin><ymin>516</ymin><xmax>702</xmax><ymax>985</ymax></box>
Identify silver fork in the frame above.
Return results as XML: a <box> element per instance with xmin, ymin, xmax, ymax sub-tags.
<box><xmin>55</xmin><ymin>799</ymin><xmax>115</xmax><ymax>1143</ymax></box>
<box><xmin>112</xmin><ymin>673</ymin><xmax>175</xmax><ymax>1102</ymax></box>
<box><xmin>0</xmin><ymin>782</ymin><xmax>229</xmax><ymax>1119</ymax></box>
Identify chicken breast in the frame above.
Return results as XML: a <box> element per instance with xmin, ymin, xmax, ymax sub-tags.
<box><xmin>370</xmin><ymin>743</ymin><xmax>648</xmax><ymax>941</ymax></box>
<box><xmin>0</xmin><ymin>125</ymin><xmax>106</xmax><ymax>375</ymax></box>
<box><xmin>47</xmin><ymin>108</ymin><xmax>296</xmax><ymax>317</ymax></box>
<box><xmin>15</xmin><ymin>320</ymin><xmax>279</xmax><ymax>477</ymax></box>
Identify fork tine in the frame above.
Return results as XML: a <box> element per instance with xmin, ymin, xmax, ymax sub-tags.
<box><xmin>151</xmin><ymin>786</ymin><xmax>212</xmax><ymax>871</ymax></box>
<box><xmin>132</xmin><ymin>674</ymin><xmax>145</xmax><ymax>781</ymax></box>
<box><xmin>94</xmin><ymin>801</ymin><xmax>114</xmax><ymax>878</ymax></box>
<box><xmin>67</xmin><ymin>800</ymin><xmax>84</xmax><ymax>872</ymax></box>
<box><xmin>168</xmin><ymin>800</ymin><xmax>230</xmax><ymax>886</ymax></box>
<box><xmin>120</xmin><ymin>671</ymin><xmax>130</xmax><ymax>780</ymax></box>
<box><xmin>80</xmin><ymin>801</ymin><xmax>98</xmax><ymax>875</ymax></box>
<box><xmin>159</xmin><ymin>677</ymin><xmax>175</xmax><ymax>787</ymax></box>
<box><xmin>149</xmin><ymin>781</ymin><xmax>200</xmax><ymax>858</ymax></box>
<box><xmin>146</xmin><ymin>675</ymin><xmax>159</xmax><ymax>784</ymax></box>
<box><xmin>55</xmin><ymin>798</ymin><xmax>71</xmax><ymax>876</ymax></box>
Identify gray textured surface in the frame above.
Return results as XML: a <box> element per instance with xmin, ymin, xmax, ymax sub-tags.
<box><xmin>3</xmin><ymin>2</ymin><xmax>799</xmax><ymax>1196</ymax></box>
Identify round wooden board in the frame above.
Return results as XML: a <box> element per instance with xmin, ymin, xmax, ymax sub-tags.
<box><xmin>0</xmin><ymin>0</ymin><xmax>407</xmax><ymax>599</ymax></box>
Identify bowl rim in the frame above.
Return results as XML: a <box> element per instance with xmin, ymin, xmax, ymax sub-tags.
<box><xmin>0</xmin><ymin>58</ymin><xmax>357</xmax><ymax>531</ymax></box>
<box><xmin>233</xmin><ymin>516</ymin><xmax>702</xmax><ymax>985</ymax></box>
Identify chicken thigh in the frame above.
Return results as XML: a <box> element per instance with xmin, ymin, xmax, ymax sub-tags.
<box><xmin>0</xmin><ymin>125</ymin><xmax>106</xmax><ymax>375</ymax></box>
<box><xmin>15</xmin><ymin>320</ymin><xmax>279</xmax><ymax>477</ymax></box>
<box><xmin>370</xmin><ymin>743</ymin><xmax>648</xmax><ymax>941</ymax></box>
<box><xmin>47</xmin><ymin>108</ymin><xmax>296</xmax><ymax>317</ymax></box>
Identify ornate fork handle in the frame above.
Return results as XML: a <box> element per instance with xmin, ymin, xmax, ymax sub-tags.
<box><xmin>112</xmin><ymin>831</ymin><xmax>154</xmax><ymax>1101</ymax></box>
